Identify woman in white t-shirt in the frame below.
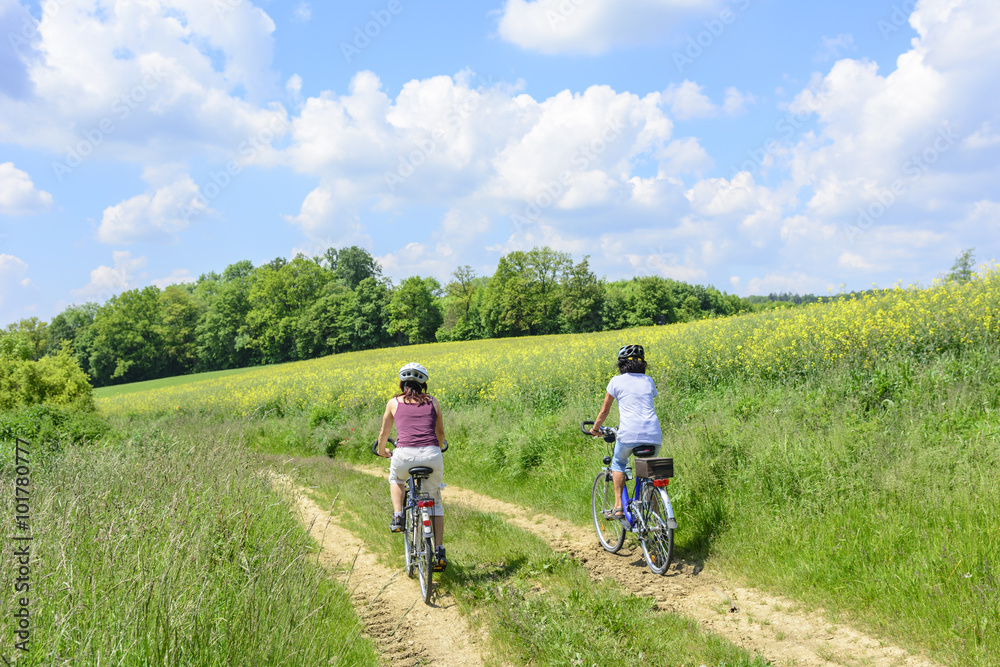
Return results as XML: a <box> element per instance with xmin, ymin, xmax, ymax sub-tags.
<box><xmin>589</xmin><ymin>344</ymin><xmax>662</xmax><ymax>518</ymax></box>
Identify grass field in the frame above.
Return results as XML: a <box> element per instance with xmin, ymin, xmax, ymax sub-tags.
<box><xmin>57</xmin><ymin>269</ymin><xmax>1000</xmax><ymax>664</ymax></box>
<box><xmin>0</xmin><ymin>423</ymin><xmax>380</xmax><ymax>666</ymax></box>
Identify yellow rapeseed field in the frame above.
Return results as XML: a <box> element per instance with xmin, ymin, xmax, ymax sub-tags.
<box><xmin>98</xmin><ymin>267</ymin><xmax>1000</xmax><ymax>418</ymax></box>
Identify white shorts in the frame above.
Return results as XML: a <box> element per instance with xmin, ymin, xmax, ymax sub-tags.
<box><xmin>388</xmin><ymin>446</ymin><xmax>444</xmax><ymax>516</ymax></box>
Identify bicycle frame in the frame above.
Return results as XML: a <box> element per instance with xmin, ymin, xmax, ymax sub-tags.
<box><xmin>405</xmin><ymin>474</ymin><xmax>434</xmax><ymax>540</ymax></box>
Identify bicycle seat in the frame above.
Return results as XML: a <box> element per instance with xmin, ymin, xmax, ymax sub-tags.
<box><xmin>633</xmin><ymin>445</ymin><xmax>657</xmax><ymax>458</ymax></box>
<box><xmin>408</xmin><ymin>466</ymin><xmax>434</xmax><ymax>478</ymax></box>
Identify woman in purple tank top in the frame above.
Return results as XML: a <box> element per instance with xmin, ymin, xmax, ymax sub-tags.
<box><xmin>376</xmin><ymin>362</ymin><xmax>447</xmax><ymax>570</ymax></box>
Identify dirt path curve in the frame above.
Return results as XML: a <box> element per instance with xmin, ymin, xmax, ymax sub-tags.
<box><xmin>347</xmin><ymin>463</ymin><xmax>945</xmax><ymax>667</ymax></box>
<box><xmin>271</xmin><ymin>474</ymin><xmax>487</xmax><ymax>667</ymax></box>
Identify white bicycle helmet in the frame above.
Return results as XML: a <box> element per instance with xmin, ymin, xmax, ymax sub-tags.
<box><xmin>398</xmin><ymin>362</ymin><xmax>429</xmax><ymax>384</ymax></box>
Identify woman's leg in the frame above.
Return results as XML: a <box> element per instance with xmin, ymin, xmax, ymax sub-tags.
<box><xmin>390</xmin><ymin>482</ymin><xmax>406</xmax><ymax>513</ymax></box>
<box><xmin>611</xmin><ymin>441</ymin><xmax>634</xmax><ymax>510</ymax></box>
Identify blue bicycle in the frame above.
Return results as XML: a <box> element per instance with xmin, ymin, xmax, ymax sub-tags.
<box><xmin>582</xmin><ymin>421</ymin><xmax>677</xmax><ymax>575</ymax></box>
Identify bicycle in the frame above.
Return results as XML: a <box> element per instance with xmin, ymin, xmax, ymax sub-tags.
<box><xmin>582</xmin><ymin>421</ymin><xmax>677</xmax><ymax>575</ymax></box>
<box><xmin>372</xmin><ymin>437</ymin><xmax>448</xmax><ymax>604</ymax></box>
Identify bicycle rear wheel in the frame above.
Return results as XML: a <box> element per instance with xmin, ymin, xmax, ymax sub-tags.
<box><xmin>592</xmin><ymin>471</ymin><xmax>625</xmax><ymax>553</ymax></box>
<box><xmin>416</xmin><ymin>534</ymin><xmax>434</xmax><ymax>603</ymax></box>
<box><xmin>404</xmin><ymin>501</ymin><xmax>416</xmax><ymax>577</ymax></box>
<box><xmin>639</xmin><ymin>484</ymin><xmax>674</xmax><ymax>575</ymax></box>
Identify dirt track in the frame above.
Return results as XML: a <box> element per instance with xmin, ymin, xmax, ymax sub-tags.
<box><xmin>272</xmin><ymin>474</ymin><xmax>488</xmax><ymax>667</ymax></box>
<box><xmin>348</xmin><ymin>462</ymin><xmax>945</xmax><ymax>667</ymax></box>
<box><xmin>276</xmin><ymin>464</ymin><xmax>946</xmax><ymax>667</ymax></box>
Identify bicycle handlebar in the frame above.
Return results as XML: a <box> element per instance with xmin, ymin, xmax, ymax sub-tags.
<box><xmin>371</xmin><ymin>437</ymin><xmax>449</xmax><ymax>456</ymax></box>
<box><xmin>581</xmin><ymin>421</ymin><xmax>617</xmax><ymax>443</ymax></box>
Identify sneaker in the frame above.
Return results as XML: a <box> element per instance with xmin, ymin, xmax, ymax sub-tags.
<box><xmin>389</xmin><ymin>514</ymin><xmax>404</xmax><ymax>533</ymax></box>
<box><xmin>433</xmin><ymin>546</ymin><xmax>447</xmax><ymax>571</ymax></box>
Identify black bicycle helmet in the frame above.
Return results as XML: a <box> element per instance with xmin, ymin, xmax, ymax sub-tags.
<box><xmin>617</xmin><ymin>344</ymin><xmax>644</xmax><ymax>361</ymax></box>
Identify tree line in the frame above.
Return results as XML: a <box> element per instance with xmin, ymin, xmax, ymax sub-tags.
<box><xmin>3</xmin><ymin>246</ymin><xmax>759</xmax><ymax>388</ymax></box>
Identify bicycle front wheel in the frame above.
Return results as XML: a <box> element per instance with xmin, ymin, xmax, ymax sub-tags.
<box><xmin>592</xmin><ymin>471</ymin><xmax>625</xmax><ymax>553</ymax></box>
<box><xmin>416</xmin><ymin>535</ymin><xmax>434</xmax><ymax>604</ymax></box>
<box><xmin>639</xmin><ymin>484</ymin><xmax>674</xmax><ymax>575</ymax></box>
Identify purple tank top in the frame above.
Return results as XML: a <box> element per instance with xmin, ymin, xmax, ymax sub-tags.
<box><xmin>394</xmin><ymin>399</ymin><xmax>439</xmax><ymax>448</ymax></box>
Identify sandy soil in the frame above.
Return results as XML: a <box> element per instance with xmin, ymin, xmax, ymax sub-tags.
<box><xmin>341</xmin><ymin>462</ymin><xmax>946</xmax><ymax>667</ymax></box>
<box><xmin>271</xmin><ymin>474</ymin><xmax>488</xmax><ymax>667</ymax></box>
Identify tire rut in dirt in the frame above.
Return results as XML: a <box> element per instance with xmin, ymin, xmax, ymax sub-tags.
<box><xmin>355</xmin><ymin>596</ymin><xmax>428</xmax><ymax>667</ymax></box>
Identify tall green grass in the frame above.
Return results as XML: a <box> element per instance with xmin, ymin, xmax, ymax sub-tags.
<box><xmin>0</xmin><ymin>428</ymin><xmax>379</xmax><ymax>666</ymax></box>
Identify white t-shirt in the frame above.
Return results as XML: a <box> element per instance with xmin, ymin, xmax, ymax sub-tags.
<box><xmin>606</xmin><ymin>373</ymin><xmax>662</xmax><ymax>445</ymax></box>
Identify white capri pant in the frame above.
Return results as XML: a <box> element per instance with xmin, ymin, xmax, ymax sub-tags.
<box><xmin>388</xmin><ymin>445</ymin><xmax>444</xmax><ymax>516</ymax></box>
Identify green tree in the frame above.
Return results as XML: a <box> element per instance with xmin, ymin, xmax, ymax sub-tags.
<box><xmin>387</xmin><ymin>276</ymin><xmax>443</xmax><ymax>345</ymax></box>
<box><xmin>482</xmin><ymin>247</ymin><xmax>571</xmax><ymax>337</ymax></box>
<box><xmin>560</xmin><ymin>257</ymin><xmax>604</xmax><ymax>333</ymax></box>
<box><xmin>947</xmin><ymin>247</ymin><xmax>976</xmax><ymax>284</ymax></box>
<box><xmin>0</xmin><ymin>345</ymin><xmax>93</xmax><ymax>411</ymax></box>
<box><xmin>242</xmin><ymin>256</ymin><xmax>331</xmax><ymax>364</ymax></box>
<box><xmin>296</xmin><ymin>283</ymin><xmax>358</xmax><ymax>358</ymax></box>
<box><xmin>87</xmin><ymin>287</ymin><xmax>166</xmax><ymax>386</ymax></box>
<box><xmin>196</xmin><ymin>262</ymin><xmax>255</xmax><ymax>371</ymax></box>
<box><xmin>45</xmin><ymin>303</ymin><xmax>99</xmax><ymax>358</ymax></box>
<box><xmin>438</xmin><ymin>267</ymin><xmax>487</xmax><ymax>341</ymax></box>
<box><xmin>4</xmin><ymin>318</ymin><xmax>48</xmax><ymax>360</ymax></box>
<box><xmin>159</xmin><ymin>285</ymin><xmax>202</xmax><ymax>377</ymax></box>
<box><xmin>352</xmin><ymin>277</ymin><xmax>394</xmax><ymax>350</ymax></box>
<box><xmin>322</xmin><ymin>246</ymin><xmax>382</xmax><ymax>289</ymax></box>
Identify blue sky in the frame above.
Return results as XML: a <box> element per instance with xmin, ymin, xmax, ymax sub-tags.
<box><xmin>1</xmin><ymin>0</ymin><xmax>998</xmax><ymax>324</ymax></box>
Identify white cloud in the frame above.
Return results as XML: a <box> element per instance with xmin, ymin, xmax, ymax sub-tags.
<box><xmin>0</xmin><ymin>0</ymin><xmax>289</xmax><ymax>164</ymax></box>
<box><xmin>151</xmin><ymin>269</ymin><xmax>195</xmax><ymax>288</ymax></box>
<box><xmin>0</xmin><ymin>162</ymin><xmax>53</xmax><ymax>215</ymax></box>
<box><xmin>815</xmin><ymin>34</ymin><xmax>856</xmax><ymax>62</ymax></box>
<box><xmin>963</xmin><ymin>122</ymin><xmax>1000</xmax><ymax>149</ymax></box>
<box><xmin>283</xmin><ymin>71</ymin><xmax>689</xmax><ymax>249</ymax></box>
<box><xmin>97</xmin><ymin>175</ymin><xmax>207</xmax><ymax>244</ymax></box>
<box><xmin>293</xmin><ymin>3</ymin><xmax>311</xmax><ymax>23</ymax></box>
<box><xmin>722</xmin><ymin>87</ymin><xmax>754</xmax><ymax>116</ymax></box>
<box><xmin>496</xmin><ymin>0</ymin><xmax>721</xmax><ymax>55</ymax></box>
<box><xmin>838</xmin><ymin>252</ymin><xmax>877</xmax><ymax>271</ymax></box>
<box><xmin>787</xmin><ymin>0</ymin><xmax>1000</xmax><ymax>219</ymax></box>
<box><xmin>0</xmin><ymin>254</ymin><xmax>31</xmax><ymax>318</ymax></box>
<box><xmin>71</xmin><ymin>251</ymin><xmax>147</xmax><ymax>302</ymax></box>
<box><xmin>284</xmin><ymin>182</ymin><xmax>373</xmax><ymax>248</ymax></box>
<box><xmin>663</xmin><ymin>81</ymin><xmax>716</xmax><ymax>120</ymax></box>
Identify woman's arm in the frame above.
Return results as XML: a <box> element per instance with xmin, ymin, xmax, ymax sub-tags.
<box><xmin>433</xmin><ymin>397</ymin><xmax>446</xmax><ymax>447</ymax></box>
<box><xmin>590</xmin><ymin>393</ymin><xmax>615</xmax><ymax>435</ymax></box>
<box><xmin>377</xmin><ymin>399</ymin><xmax>396</xmax><ymax>458</ymax></box>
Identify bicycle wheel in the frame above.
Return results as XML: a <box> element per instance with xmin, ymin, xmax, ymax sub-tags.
<box><xmin>639</xmin><ymin>484</ymin><xmax>674</xmax><ymax>575</ymax></box>
<box><xmin>404</xmin><ymin>503</ymin><xmax>416</xmax><ymax>577</ymax></box>
<box><xmin>592</xmin><ymin>471</ymin><xmax>625</xmax><ymax>553</ymax></box>
<box><xmin>416</xmin><ymin>534</ymin><xmax>434</xmax><ymax>603</ymax></box>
